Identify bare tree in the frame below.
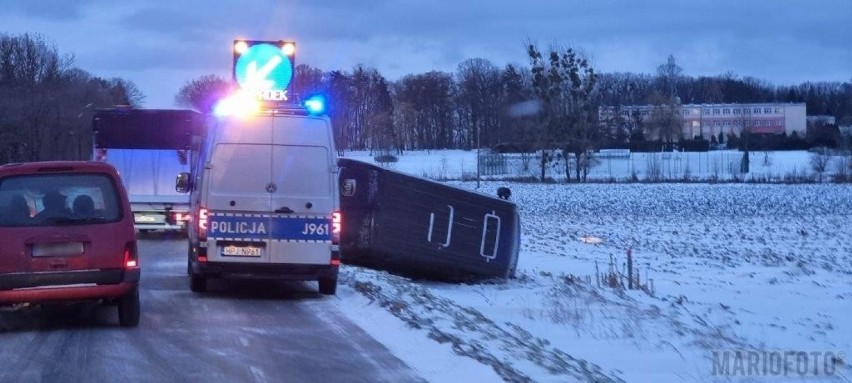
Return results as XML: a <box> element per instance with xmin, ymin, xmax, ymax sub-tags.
<box><xmin>656</xmin><ymin>54</ymin><xmax>683</xmax><ymax>99</ymax></box>
<box><xmin>647</xmin><ymin>94</ymin><xmax>682</xmax><ymax>145</ymax></box>
<box><xmin>0</xmin><ymin>33</ymin><xmax>141</xmax><ymax>163</ymax></box>
<box><xmin>175</xmin><ymin>74</ymin><xmax>231</xmax><ymax>114</ymax></box>
<box><xmin>392</xmin><ymin>71</ymin><xmax>456</xmax><ymax>150</ymax></box>
<box><xmin>456</xmin><ymin>58</ymin><xmax>502</xmax><ymax>149</ymax></box>
<box><xmin>527</xmin><ymin>42</ymin><xmax>599</xmax><ymax>182</ymax></box>
<box><xmin>810</xmin><ymin>147</ymin><xmax>832</xmax><ymax>182</ymax></box>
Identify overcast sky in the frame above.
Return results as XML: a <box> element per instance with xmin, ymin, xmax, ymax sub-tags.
<box><xmin>2</xmin><ymin>0</ymin><xmax>850</xmax><ymax>108</ymax></box>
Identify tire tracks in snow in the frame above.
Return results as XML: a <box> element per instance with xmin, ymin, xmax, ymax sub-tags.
<box><xmin>342</xmin><ymin>269</ymin><xmax>624</xmax><ymax>383</ymax></box>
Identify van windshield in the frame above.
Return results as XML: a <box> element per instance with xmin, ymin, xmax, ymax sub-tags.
<box><xmin>0</xmin><ymin>174</ymin><xmax>122</xmax><ymax>227</ymax></box>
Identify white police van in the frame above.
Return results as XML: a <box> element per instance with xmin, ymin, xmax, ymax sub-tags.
<box><xmin>177</xmin><ymin>100</ymin><xmax>341</xmax><ymax>295</ymax></box>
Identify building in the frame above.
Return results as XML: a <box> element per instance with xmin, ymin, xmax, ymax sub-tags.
<box><xmin>807</xmin><ymin>115</ymin><xmax>836</xmax><ymax>127</ymax></box>
<box><xmin>604</xmin><ymin>103</ymin><xmax>807</xmax><ymax>140</ymax></box>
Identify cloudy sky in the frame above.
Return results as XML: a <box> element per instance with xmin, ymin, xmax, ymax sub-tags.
<box><xmin>2</xmin><ymin>0</ymin><xmax>850</xmax><ymax>108</ymax></box>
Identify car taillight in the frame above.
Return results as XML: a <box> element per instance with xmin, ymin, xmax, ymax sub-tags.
<box><xmin>198</xmin><ymin>207</ymin><xmax>208</xmax><ymax>241</ymax></box>
<box><xmin>124</xmin><ymin>242</ymin><xmax>138</xmax><ymax>268</ymax></box>
<box><xmin>332</xmin><ymin>211</ymin><xmax>342</xmax><ymax>245</ymax></box>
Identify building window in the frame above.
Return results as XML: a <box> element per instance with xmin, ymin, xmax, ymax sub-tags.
<box><xmin>714</xmin><ymin>121</ymin><xmax>720</xmax><ymax>126</ymax></box>
<box><xmin>723</xmin><ymin>109</ymin><xmax>730</xmax><ymax>115</ymax></box>
<box><xmin>713</xmin><ymin>109</ymin><xmax>720</xmax><ymax>115</ymax></box>
<box><xmin>764</xmin><ymin>107</ymin><xmax>772</xmax><ymax>114</ymax></box>
<box><xmin>724</xmin><ymin>120</ymin><xmax>730</xmax><ymax>126</ymax></box>
<box><xmin>733</xmin><ymin>108</ymin><xmax>741</xmax><ymax>115</ymax></box>
<box><xmin>703</xmin><ymin>109</ymin><xmax>711</xmax><ymax>115</ymax></box>
<box><xmin>753</xmin><ymin>108</ymin><xmax>761</xmax><ymax>114</ymax></box>
<box><xmin>774</xmin><ymin>107</ymin><xmax>781</xmax><ymax>113</ymax></box>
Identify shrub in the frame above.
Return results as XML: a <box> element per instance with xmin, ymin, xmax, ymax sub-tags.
<box><xmin>374</xmin><ymin>154</ymin><xmax>398</xmax><ymax>163</ymax></box>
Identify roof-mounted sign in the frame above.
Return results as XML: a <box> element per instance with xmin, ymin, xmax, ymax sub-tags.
<box><xmin>232</xmin><ymin>40</ymin><xmax>296</xmax><ymax>102</ymax></box>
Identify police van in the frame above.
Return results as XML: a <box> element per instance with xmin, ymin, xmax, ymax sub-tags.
<box><xmin>176</xmin><ymin>98</ymin><xmax>341</xmax><ymax>295</ymax></box>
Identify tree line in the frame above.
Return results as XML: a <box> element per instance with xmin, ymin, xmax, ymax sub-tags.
<box><xmin>0</xmin><ymin>33</ymin><xmax>144</xmax><ymax>163</ymax></box>
<box><xmin>178</xmin><ymin>53</ymin><xmax>852</xmax><ymax>155</ymax></box>
<box><xmin>3</xmin><ymin>31</ymin><xmax>850</xmax><ymax>174</ymax></box>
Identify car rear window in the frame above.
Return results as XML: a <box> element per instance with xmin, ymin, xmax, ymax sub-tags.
<box><xmin>0</xmin><ymin>173</ymin><xmax>122</xmax><ymax>227</ymax></box>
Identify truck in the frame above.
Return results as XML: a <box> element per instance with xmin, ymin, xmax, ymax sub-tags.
<box><xmin>92</xmin><ymin>108</ymin><xmax>205</xmax><ymax>233</ymax></box>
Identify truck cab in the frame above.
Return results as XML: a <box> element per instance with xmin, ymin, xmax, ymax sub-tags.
<box><xmin>178</xmin><ymin>105</ymin><xmax>341</xmax><ymax>295</ymax></box>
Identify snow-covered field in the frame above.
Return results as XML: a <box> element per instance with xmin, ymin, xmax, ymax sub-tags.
<box><xmin>346</xmin><ymin>149</ymin><xmax>850</xmax><ymax>183</ymax></box>
<box><xmin>332</xmin><ymin>151</ymin><xmax>851</xmax><ymax>382</ymax></box>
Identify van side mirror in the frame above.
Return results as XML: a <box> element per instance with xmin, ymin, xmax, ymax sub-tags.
<box><xmin>175</xmin><ymin>172</ymin><xmax>191</xmax><ymax>193</ymax></box>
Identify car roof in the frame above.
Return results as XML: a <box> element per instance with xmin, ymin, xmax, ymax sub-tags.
<box><xmin>0</xmin><ymin>161</ymin><xmax>120</xmax><ymax>178</ymax></box>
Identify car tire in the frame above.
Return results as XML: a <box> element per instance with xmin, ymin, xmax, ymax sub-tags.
<box><xmin>190</xmin><ymin>273</ymin><xmax>207</xmax><ymax>293</ymax></box>
<box><xmin>318</xmin><ymin>278</ymin><xmax>337</xmax><ymax>295</ymax></box>
<box><xmin>118</xmin><ymin>286</ymin><xmax>140</xmax><ymax>327</ymax></box>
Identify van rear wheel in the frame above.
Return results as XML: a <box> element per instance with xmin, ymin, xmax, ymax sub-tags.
<box><xmin>190</xmin><ymin>273</ymin><xmax>207</xmax><ymax>293</ymax></box>
<box><xmin>117</xmin><ymin>286</ymin><xmax>140</xmax><ymax>327</ymax></box>
<box><xmin>318</xmin><ymin>278</ymin><xmax>337</xmax><ymax>295</ymax></box>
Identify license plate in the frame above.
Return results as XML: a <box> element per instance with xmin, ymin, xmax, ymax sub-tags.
<box><xmin>222</xmin><ymin>245</ymin><xmax>263</xmax><ymax>257</ymax></box>
<box><xmin>135</xmin><ymin>214</ymin><xmax>159</xmax><ymax>223</ymax></box>
<box><xmin>32</xmin><ymin>242</ymin><xmax>84</xmax><ymax>257</ymax></box>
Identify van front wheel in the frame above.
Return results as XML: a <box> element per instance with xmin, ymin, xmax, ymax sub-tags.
<box><xmin>318</xmin><ymin>278</ymin><xmax>337</xmax><ymax>295</ymax></box>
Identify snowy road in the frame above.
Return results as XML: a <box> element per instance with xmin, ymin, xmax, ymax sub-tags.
<box><xmin>0</xmin><ymin>236</ymin><xmax>423</xmax><ymax>383</ymax></box>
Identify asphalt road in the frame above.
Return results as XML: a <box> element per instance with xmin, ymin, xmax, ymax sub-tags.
<box><xmin>0</xmin><ymin>235</ymin><xmax>423</xmax><ymax>383</ymax></box>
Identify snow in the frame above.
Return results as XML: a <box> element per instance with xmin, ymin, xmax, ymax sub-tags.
<box><xmin>342</xmin><ymin>149</ymin><xmax>849</xmax><ymax>183</ymax></box>
<box><xmin>333</xmin><ymin>150</ymin><xmax>852</xmax><ymax>382</ymax></box>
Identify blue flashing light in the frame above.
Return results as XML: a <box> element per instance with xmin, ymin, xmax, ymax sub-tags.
<box><xmin>304</xmin><ymin>95</ymin><xmax>327</xmax><ymax>115</ymax></box>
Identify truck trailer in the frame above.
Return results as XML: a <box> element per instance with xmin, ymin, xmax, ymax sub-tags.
<box><xmin>92</xmin><ymin>108</ymin><xmax>205</xmax><ymax>233</ymax></box>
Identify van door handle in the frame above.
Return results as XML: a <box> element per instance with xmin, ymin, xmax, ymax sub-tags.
<box><xmin>427</xmin><ymin>205</ymin><xmax>454</xmax><ymax>248</ymax></box>
<box><xmin>275</xmin><ymin>206</ymin><xmax>294</xmax><ymax>214</ymax></box>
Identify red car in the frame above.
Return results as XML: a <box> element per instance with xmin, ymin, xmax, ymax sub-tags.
<box><xmin>0</xmin><ymin>161</ymin><xmax>140</xmax><ymax>327</ymax></box>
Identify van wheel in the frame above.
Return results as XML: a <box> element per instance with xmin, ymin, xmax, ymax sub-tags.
<box><xmin>318</xmin><ymin>278</ymin><xmax>337</xmax><ymax>295</ymax></box>
<box><xmin>190</xmin><ymin>273</ymin><xmax>207</xmax><ymax>293</ymax></box>
<box><xmin>186</xmin><ymin>247</ymin><xmax>194</xmax><ymax>275</ymax></box>
<box><xmin>118</xmin><ymin>286</ymin><xmax>140</xmax><ymax>327</ymax></box>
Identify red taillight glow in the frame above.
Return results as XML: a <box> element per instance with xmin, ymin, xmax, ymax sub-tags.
<box><xmin>332</xmin><ymin>211</ymin><xmax>342</xmax><ymax>244</ymax></box>
<box><xmin>172</xmin><ymin>212</ymin><xmax>190</xmax><ymax>222</ymax></box>
<box><xmin>198</xmin><ymin>208</ymin><xmax>208</xmax><ymax>240</ymax></box>
<box><xmin>124</xmin><ymin>243</ymin><xmax>138</xmax><ymax>268</ymax></box>
<box><xmin>330</xmin><ymin>259</ymin><xmax>341</xmax><ymax>266</ymax></box>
